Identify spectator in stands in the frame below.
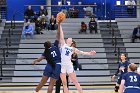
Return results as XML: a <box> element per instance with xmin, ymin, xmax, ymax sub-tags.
<box><xmin>132</xmin><ymin>25</ymin><xmax>140</xmax><ymax>43</ymax></box>
<box><xmin>89</xmin><ymin>17</ymin><xmax>97</xmax><ymax>34</ymax></box>
<box><xmin>79</xmin><ymin>22</ymin><xmax>87</xmax><ymax>34</ymax></box>
<box><xmin>126</xmin><ymin>0</ymin><xmax>136</xmax><ymax>17</ymax></box>
<box><xmin>35</xmin><ymin>18</ymin><xmax>43</xmax><ymax>34</ymax></box>
<box><xmin>49</xmin><ymin>15</ymin><xmax>57</xmax><ymax>30</ymax></box>
<box><xmin>22</xmin><ymin>21</ymin><xmax>34</xmax><ymax>39</ymax></box>
<box><xmin>71</xmin><ymin>40</ymin><xmax>79</xmax><ymax>70</ymax></box>
<box><xmin>39</xmin><ymin>6</ymin><xmax>48</xmax><ymax>16</ymax></box>
<box><xmin>40</xmin><ymin>14</ymin><xmax>48</xmax><ymax>31</ymax></box>
<box><xmin>111</xmin><ymin>53</ymin><xmax>130</xmax><ymax>92</ymax></box>
<box><xmin>24</xmin><ymin>6</ymin><xmax>34</xmax><ymax>22</ymax></box>
<box><xmin>83</xmin><ymin>6</ymin><xmax>93</xmax><ymax>18</ymax></box>
<box><xmin>34</xmin><ymin>12</ymin><xmax>39</xmax><ymax>22</ymax></box>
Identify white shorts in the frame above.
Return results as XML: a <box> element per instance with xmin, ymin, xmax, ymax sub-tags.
<box><xmin>61</xmin><ymin>64</ymin><xmax>74</xmax><ymax>74</ymax></box>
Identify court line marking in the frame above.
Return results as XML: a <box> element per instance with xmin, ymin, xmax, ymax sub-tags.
<box><xmin>0</xmin><ymin>88</ymin><xmax>113</xmax><ymax>91</ymax></box>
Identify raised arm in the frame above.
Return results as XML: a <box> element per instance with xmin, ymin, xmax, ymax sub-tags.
<box><xmin>57</xmin><ymin>21</ymin><xmax>65</xmax><ymax>46</ymax></box>
<box><xmin>74</xmin><ymin>48</ymin><xmax>96</xmax><ymax>55</ymax></box>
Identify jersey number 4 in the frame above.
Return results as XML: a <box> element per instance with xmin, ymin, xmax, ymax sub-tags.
<box><xmin>129</xmin><ymin>76</ymin><xmax>137</xmax><ymax>82</ymax></box>
<box><xmin>51</xmin><ymin>51</ymin><xmax>57</xmax><ymax>57</ymax></box>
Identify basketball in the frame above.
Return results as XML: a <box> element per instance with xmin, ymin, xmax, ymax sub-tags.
<box><xmin>56</xmin><ymin>12</ymin><xmax>66</xmax><ymax>22</ymax></box>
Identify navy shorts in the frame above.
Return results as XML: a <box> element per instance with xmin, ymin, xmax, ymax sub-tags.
<box><xmin>124</xmin><ymin>88</ymin><xmax>140</xmax><ymax>93</ymax></box>
<box><xmin>43</xmin><ymin>63</ymin><xmax>61</xmax><ymax>80</ymax></box>
<box><xmin>117</xmin><ymin>75</ymin><xmax>122</xmax><ymax>84</ymax></box>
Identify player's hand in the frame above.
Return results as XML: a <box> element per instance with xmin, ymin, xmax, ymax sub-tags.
<box><xmin>71</xmin><ymin>59</ymin><xmax>76</xmax><ymax>61</ymax></box>
<box><xmin>111</xmin><ymin>75</ymin><xmax>115</xmax><ymax>81</ymax></box>
<box><xmin>119</xmin><ymin>67</ymin><xmax>125</xmax><ymax>72</ymax></box>
<box><xmin>32</xmin><ymin>61</ymin><xmax>37</xmax><ymax>65</ymax></box>
<box><xmin>57</xmin><ymin>19</ymin><xmax>63</xmax><ymax>24</ymax></box>
<box><xmin>90</xmin><ymin>50</ymin><xmax>96</xmax><ymax>55</ymax></box>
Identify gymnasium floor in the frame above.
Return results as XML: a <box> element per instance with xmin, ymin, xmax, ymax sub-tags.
<box><xmin>0</xmin><ymin>86</ymin><xmax>115</xmax><ymax>93</ymax></box>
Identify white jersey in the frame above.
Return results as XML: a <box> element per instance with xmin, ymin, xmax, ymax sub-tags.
<box><xmin>61</xmin><ymin>44</ymin><xmax>74</xmax><ymax>65</ymax></box>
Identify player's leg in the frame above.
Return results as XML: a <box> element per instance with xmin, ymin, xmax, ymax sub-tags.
<box><xmin>69</xmin><ymin>72</ymin><xmax>83</xmax><ymax>93</ymax></box>
<box><xmin>55</xmin><ymin>77</ymin><xmax>62</xmax><ymax>93</ymax></box>
<box><xmin>114</xmin><ymin>75</ymin><xmax>122</xmax><ymax>92</ymax></box>
<box><xmin>34</xmin><ymin>75</ymin><xmax>49</xmax><ymax>93</ymax></box>
<box><xmin>47</xmin><ymin>77</ymin><xmax>57</xmax><ymax>93</ymax></box>
<box><xmin>34</xmin><ymin>64</ymin><xmax>52</xmax><ymax>93</ymax></box>
<box><xmin>54</xmin><ymin>63</ymin><xmax>62</xmax><ymax>93</ymax></box>
<box><xmin>60</xmin><ymin>73</ymin><xmax>69</xmax><ymax>93</ymax></box>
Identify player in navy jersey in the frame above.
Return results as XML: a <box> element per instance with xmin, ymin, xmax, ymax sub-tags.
<box><xmin>112</xmin><ymin>53</ymin><xmax>130</xmax><ymax>92</ymax></box>
<box><xmin>32</xmin><ymin>30</ymin><xmax>61</xmax><ymax>93</ymax></box>
<box><xmin>120</xmin><ymin>63</ymin><xmax>140</xmax><ymax>93</ymax></box>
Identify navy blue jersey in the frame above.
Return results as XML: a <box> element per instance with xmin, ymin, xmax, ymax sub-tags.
<box><xmin>42</xmin><ymin>40</ymin><xmax>61</xmax><ymax>63</ymax></box>
<box><xmin>115</xmin><ymin>61</ymin><xmax>130</xmax><ymax>76</ymax></box>
<box><xmin>122</xmin><ymin>72</ymin><xmax>140</xmax><ymax>87</ymax></box>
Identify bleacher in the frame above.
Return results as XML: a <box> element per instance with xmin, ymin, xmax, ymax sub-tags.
<box><xmin>0</xmin><ymin>18</ymin><xmax>140</xmax><ymax>86</ymax></box>
<box><xmin>116</xmin><ymin>18</ymin><xmax>140</xmax><ymax>65</ymax></box>
<box><xmin>0</xmin><ymin>18</ymin><xmax>111</xmax><ymax>86</ymax></box>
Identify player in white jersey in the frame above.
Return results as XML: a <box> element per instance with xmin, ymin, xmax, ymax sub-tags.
<box><xmin>57</xmin><ymin>20</ymin><xmax>96</xmax><ymax>93</ymax></box>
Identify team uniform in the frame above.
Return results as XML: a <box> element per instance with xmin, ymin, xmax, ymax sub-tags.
<box><xmin>61</xmin><ymin>43</ymin><xmax>74</xmax><ymax>73</ymax></box>
<box><xmin>42</xmin><ymin>40</ymin><xmax>61</xmax><ymax>80</ymax></box>
<box><xmin>115</xmin><ymin>61</ymin><xmax>130</xmax><ymax>84</ymax></box>
<box><xmin>122</xmin><ymin>72</ymin><xmax>140</xmax><ymax>93</ymax></box>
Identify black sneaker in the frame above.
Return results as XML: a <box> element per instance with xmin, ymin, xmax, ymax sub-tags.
<box><xmin>40</xmin><ymin>32</ymin><xmax>43</xmax><ymax>34</ymax></box>
<box><xmin>114</xmin><ymin>86</ymin><xmax>119</xmax><ymax>92</ymax></box>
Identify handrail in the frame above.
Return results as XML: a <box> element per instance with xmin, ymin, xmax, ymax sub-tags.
<box><xmin>5</xmin><ymin>38</ymin><xmax>9</xmax><ymax>57</ymax></box>
<box><xmin>112</xmin><ymin>28</ymin><xmax>115</xmax><ymax>46</ymax></box>
<box><xmin>0</xmin><ymin>60</ymin><xmax>3</xmax><ymax>77</ymax></box>
<box><xmin>10</xmin><ymin>10</ymin><xmax>23</xmax><ymax>29</ymax></box>
<box><xmin>2</xmin><ymin>48</ymin><xmax>6</xmax><ymax>64</ymax></box>
<box><xmin>114</xmin><ymin>37</ymin><xmax>117</xmax><ymax>56</ymax></box>
<box><xmin>11</xmin><ymin>12</ymin><xmax>16</xmax><ymax>29</ymax></box>
<box><xmin>8</xmin><ymin>29</ymin><xmax>11</xmax><ymax>46</ymax></box>
<box><xmin>117</xmin><ymin>47</ymin><xmax>120</xmax><ymax>62</ymax></box>
<box><xmin>114</xmin><ymin>5</ymin><xmax>139</xmax><ymax>6</ymax></box>
<box><xmin>24</xmin><ymin>5</ymin><xmax>97</xmax><ymax>7</ymax></box>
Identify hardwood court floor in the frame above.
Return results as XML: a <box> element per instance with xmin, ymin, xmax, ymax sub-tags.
<box><xmin>0</xmin><ymin>86</ymin><xmax>115</xmax><ymax>93</ymax></box>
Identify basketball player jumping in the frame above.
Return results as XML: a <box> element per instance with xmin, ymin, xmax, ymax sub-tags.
<box><xmin>32</xmin><ymin>25</ymin><xmax>61</xmax><ymax>93</ymax></box>
<box><xmin>57</xmin><ymin>18</ymin><xmax>96</xmax><ymax>93</ymax></box>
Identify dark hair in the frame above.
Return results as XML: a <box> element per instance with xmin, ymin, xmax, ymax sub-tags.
<box><xmin>71</xmin><ymin>40</ymin><xmax>76</xmax><ymax>47</ymax></box>
<box><xmin>121</xmin><ymin>53</ymin><xmax>127</xmax><ymax>57</ymax></box>
<box><xmin>81</xmin><ymin>21</ymin><xmax>85</xmax><ymax>24</ymax></box>
<box><xmin>129</xmin><ymin>63</ymin><xmax>137</xmax><ymax>71</ymax></box>
<box><xmin>44</xmin><ymin>41</ymin><xmax>55</xmax><ymax>68</ymax></box>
